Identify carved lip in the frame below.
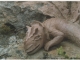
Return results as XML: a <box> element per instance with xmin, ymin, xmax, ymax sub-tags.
<box><xmin>26</xmin><ymin>44</ymin><xmax>40</xmax><ymax>54</ymax></box>
<box><xmin>26</xmin><ymin>44</ymin><xmax>33</xmax><ymax>50</ymax></box>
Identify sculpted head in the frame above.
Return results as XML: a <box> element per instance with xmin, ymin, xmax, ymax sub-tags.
<box><xmin>24</xmin><ymin>21</ymin><xmax>48</xmax><ymax>54</ymax></box>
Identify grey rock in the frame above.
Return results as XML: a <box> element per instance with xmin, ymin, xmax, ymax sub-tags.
<box><xmin>0</xmin><ymin>1</ymin><xmax>80</xmax><ymax>59</ymax></box>
<box><xmin>9</xmin><ymin>36</ymin><xmax>17</xmax><ymax>45</ymax></box>
<box><xmin>0</xmin><ymin>2</ymin><xmax>51</xmax><ymax>32</ymax></box>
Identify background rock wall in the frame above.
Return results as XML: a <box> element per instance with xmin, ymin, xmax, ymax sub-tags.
<box><xmin>0</xmin><ymin>1</ymin><xmax>80</xmax><ymax>59</ymax></box>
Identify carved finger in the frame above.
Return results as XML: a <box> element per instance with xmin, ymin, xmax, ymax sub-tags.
<box><xmin>44</xmin><ymin>42</ymin><xmax>51</xmax><ymax>51</ymax></box>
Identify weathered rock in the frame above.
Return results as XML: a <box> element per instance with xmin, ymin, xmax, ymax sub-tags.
<box><xmin>0</xmin><ymin>1</ymin><xmax>51</xmax><ymax>32</ymax></box>
<box><xmin>0</xmin><ymin>1</ymin><xmax>80</xmax><ymax>59</ymax></box>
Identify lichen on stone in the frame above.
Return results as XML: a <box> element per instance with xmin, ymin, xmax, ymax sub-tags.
<box><xmin>0</xmin><ymin>24</ymin><xmax>11</xmax><ymax>34</ymax></box>
<box><xmin>57</xmin><ymin>46</ymin><xmax>69</xmax><ymax>58</ymax></box>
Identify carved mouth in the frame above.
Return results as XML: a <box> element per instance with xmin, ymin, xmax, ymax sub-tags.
<box><xmin>26</xmin><ymin>44</ymin><xmax>33</xmax><ymax>50</ymax></box>
<box><xmin>26</xmin><ymin>44</ymin><xmax>40</xmax><ymax>54</ymax></box>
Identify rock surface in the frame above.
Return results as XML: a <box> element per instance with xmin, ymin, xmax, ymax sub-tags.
<box><xmin>0</xmin><ymin>1</ymin><xmax>80</xmax><ymax>59</ymax></box>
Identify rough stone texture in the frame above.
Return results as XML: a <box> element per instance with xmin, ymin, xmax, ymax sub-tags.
<box><xmin>0</xmin><ymin>1</ymin><xmax>80</xmax><ymax>59</ymax></box>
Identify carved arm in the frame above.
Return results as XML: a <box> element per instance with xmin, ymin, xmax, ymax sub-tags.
<box><xmin>44</xmin><ymin>28</ymin><xmax>64</xmax><ymax>51</ymax></box>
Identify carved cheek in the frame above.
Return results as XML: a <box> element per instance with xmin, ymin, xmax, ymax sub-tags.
<box><xmin>24</xmin><ymin>40</ymin><xmax>33</xmax><ymax>50</ymax></box>
<box><xmin>26</xmin><ymin>44</ymin><xmax>33</xmax><ymax>50</ymax></box>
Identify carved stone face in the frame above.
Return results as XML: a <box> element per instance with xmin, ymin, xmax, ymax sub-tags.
<box><xmin>24</xmin><ymin>21</ymin><xmax>45</xmax><ymax>54</ymax></box>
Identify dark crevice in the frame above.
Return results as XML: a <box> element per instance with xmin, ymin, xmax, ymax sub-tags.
<box><xmin>67</xmin><ymin>1</ymin><xmax>72</xmax><ymax>15</ymax></box>
<box><xmin>31</xmin><ymin>12</ymin><xmax>52</xmax><ymax>22</ymax></box>
<box><xmin>4</xmin><ymin>23</ymin><xmax>16</xmax><ymax>33</ymax></box>
<box><xmin>4</xmin><ymin>23</ymin><xmax>16</xmax><ymax>31</ymax></box>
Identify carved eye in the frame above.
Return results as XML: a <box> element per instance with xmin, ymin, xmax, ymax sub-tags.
<box><xmin>34</xmin><ymin>35</ymin><xmax>41</xmax><ymax>41</ymax></box>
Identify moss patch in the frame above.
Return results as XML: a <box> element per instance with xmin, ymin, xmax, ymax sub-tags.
<box><xmin>0</xmin><ymin>24</ymin><xmax>11</xmax><ymax>34</ymax></box>
<box><xmin>57</xmin><ymin>46</ymin><xmax>69</xmax><ymax>59</ymax></box>
<box><xmin>0</xmin><ymin>23</ymin><xmax>15</xmax><ymax>34</ymax></box>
